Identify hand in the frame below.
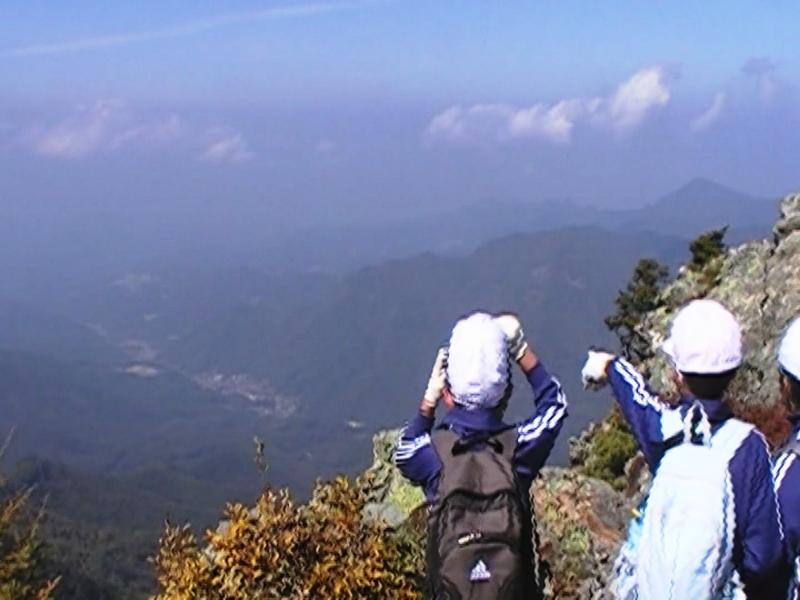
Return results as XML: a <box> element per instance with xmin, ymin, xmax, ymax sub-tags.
<box><xmin>581</xmin><ymin>349</ymin><xmax>616</xmax><ymax>390</ymax></box>
<box><xmin>422</xmin><ymin>347</ymin><xmax>448</xmax><ymax>411</ymax></box>
<box><xmin>494</xmin><ymin>313</ymin><xmax>529</xmax><ymax>362</ymax></box>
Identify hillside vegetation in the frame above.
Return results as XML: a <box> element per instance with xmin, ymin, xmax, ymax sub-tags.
<box><xmin>0</xmin><ymin>432</ymin><xmax>58</xmax><ymax>600</ymax></box>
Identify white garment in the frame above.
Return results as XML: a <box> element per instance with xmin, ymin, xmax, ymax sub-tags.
<box><xmin>446</xmin><ymin>312</ymin><xmax>509</xmax><ymax>410</ymax></box>
<box><xmin>614</xmin><ymin>411</ymin><xmax>751</xmax><ymax>600</ymax></box>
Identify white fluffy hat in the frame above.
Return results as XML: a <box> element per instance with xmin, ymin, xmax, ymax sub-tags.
<box><xmin>778</xmin><ymin>317</ymin><xmax>800</xmax><ymax>381</ymax></box>
<box><xmin>446</xmin><ymin>312</ymin><xmax>510</xmax><ymax>410</ymax></box>
<box><xmin>661</xmin><ymin>299</ymin><xmax>743</xmax><ymax>374</ymax></box>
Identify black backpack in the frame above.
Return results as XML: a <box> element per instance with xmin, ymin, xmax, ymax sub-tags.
<box><xmin>426</xmin><ymin>428</ymin><xmax>541</xmax><ymax>600</ymax></box>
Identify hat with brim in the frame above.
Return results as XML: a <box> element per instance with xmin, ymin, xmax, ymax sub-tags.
<box><xmin>660</xmin><ymin>299</ymin><xmax>743</xmax><ymax>374</ymax></box>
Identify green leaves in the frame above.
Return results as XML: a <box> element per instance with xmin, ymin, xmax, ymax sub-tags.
<box><xmin>689</xmin><ymin>227</ymin><xmax>728</xmax><ymax>273</ymax></box>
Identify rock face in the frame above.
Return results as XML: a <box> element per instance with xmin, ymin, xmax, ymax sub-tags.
<box><xmin>361</xmin><ymin>428</ymin><xmax>425</xmax><ymax>527</ymax></box>
<box><xmin>533</xmin><ymin>467</ymin><xmax>633</xmax><ymax>599</ymax></box>
<box><xmin>363</xmin><ymin>192</ymin><xmax>800</xmax><ymax>598</ymax></box>
<box><xmin>637</xmin><ymin>191</ymin><xmax>800</xmax><ymax>439</ymax></box>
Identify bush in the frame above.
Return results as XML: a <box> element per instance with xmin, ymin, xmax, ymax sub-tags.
<box><xmin>580</xmin><ymin>409</ymin><xmax>638</xmax><ymax>490</ymax></box>
<box><xmin>0</xmin><ymin>432</ymin><xmax>58</xmax><ymax>600</ymax></box>
<box><xmin>152</xmin><ymin>477</ymin><xmax>424</xmax><ymax>599</ymax></box>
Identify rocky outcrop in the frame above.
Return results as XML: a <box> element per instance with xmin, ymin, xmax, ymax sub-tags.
<box><xmin>634</xmin><ymin>191</ymin><xmax>800</xmax><ymax>440</ymax></box>
<box><xmin>533</xmin><ymin>468</ymin><xmax>633</xmax><ymax>598</ymax></box>
<box><xmin>361</xmin><ymin>428</ymin><xmax>425</xmax><ymax>527</ymax></box>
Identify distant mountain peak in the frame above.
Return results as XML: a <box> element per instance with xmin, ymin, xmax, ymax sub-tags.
<box><xmin>667</xmin><ymin>177</ymin><xmax>749</xmax><ymax>199</ymax></box>
<box><xmin>655</xmin><ymin>178</ymin><xmax>767</xmax><ymax>209</ymax></box>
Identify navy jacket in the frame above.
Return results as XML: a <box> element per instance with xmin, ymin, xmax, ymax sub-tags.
<box><xmin>774</xmin><ymin>415</ymin><xmax>800</xmax><ymax>600</ymax></box>
<box><xmin>394</xmin><ymin>362</ymin><xmax>568</xmax><ymax>500</ymax></box>
<box><xmin>609</xmin><ymin>358</ymin><xmax>787</xmax><ymax>598</ymax></box>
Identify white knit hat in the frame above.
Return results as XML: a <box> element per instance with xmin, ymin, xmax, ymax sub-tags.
<box><xmin>446</xmin><ymin>312</ymin><xmax>510</xmax><ymax>410</ymax></box>
<box><xmin>661</xmin><ymin>299</ymin><xmax>743</xmax><ymax>374</ymax></box>
<box><xmin>778</xmin><ymin>317</ymin><xmax>800</xmax><ymax>380</ymax></box>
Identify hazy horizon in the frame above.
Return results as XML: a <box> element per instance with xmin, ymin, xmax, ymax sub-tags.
<box><xmin>2</xmin><ymin>1</ymin><xmax>799</xmax><ymax>241</ymax></box>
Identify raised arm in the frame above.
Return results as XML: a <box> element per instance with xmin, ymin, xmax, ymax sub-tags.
<box><xmin>513</xmin><ymin>354</ymin><xmax>568</xmax><ymax>478</ymax></box>
<box><xmin>394</xmin><ymin>411</ymin><xmax>440</xmax><ymax>490</ymax></box>
<box><xmin>494</xmin><ymin>314</ymin><xmax>568</xmax><ymax>478</ymax></box>
<box><xmin>393</xmin><ymin>348</ymin><xmax>446</xmax><ymax>491</ymax></box>
<box><xmin>582</xmin><ymin>352</ymin><xmax>677</xmax><ymax>470</ymax></box>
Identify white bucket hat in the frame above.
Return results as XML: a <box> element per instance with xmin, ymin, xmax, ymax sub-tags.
<box><xmin>446</xmin><ymin>312</ymin><xmax>509</xmax><ymax>410</ymax></box>
<box><xmin>778</xmin><ymin>317</ymin><xmax>800</xmax><ymax>381</ymax></box>
<box><xmin>661</xmin><ymin>299</ymin><xmax>743</xmax><ymax>374</ymax></box>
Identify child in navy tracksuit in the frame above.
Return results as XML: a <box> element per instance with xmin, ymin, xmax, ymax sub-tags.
<box><xmin>394</xmin><ymin>311</ymin><xmax>568</xmax><ymax>502</ymax></box>
<box><xmin>773</xmin><ymin>317</ymin><xmax>800</xmax><ymax>599</ymax></box>
<box><xmin>394</xmin><ymin>311</ymin><xmax>567</xmax><ymax>598</ymax></box>
<box><xmin>582</xmin><ymin>299</ymin><xmax>787</xmax><ymax>598</ymax></box>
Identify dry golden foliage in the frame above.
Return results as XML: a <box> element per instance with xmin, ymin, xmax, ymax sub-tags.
<box><xmin>152</xmin><ymin>477</ymin><xmax>424</xmax><ymax>599</ymax></box>
<box><xmin>0</xmin><ymin>430</ymin><xmax>58</xmax><ymax>600</ymax></box>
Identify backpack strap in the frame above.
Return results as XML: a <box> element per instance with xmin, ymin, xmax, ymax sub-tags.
<box><xmin>433</xmin><ymin>426</ymin><xmax>517</xmax><ymax>461</ymax></box>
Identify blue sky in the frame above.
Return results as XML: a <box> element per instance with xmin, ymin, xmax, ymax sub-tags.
<box><xmin>1</xmin><ymin>0</ymin><xmax>799</xmax><ymax>230</ymax></box>
<box><xmin>3</xmin><ymin>1</ymin><xmax>799</xmax><ymax>103</ymax></box>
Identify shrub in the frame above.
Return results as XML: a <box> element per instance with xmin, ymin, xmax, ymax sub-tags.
<box><xmin>152</xmin><ymin>477</ymin><xmax>423</xmax><ymax>599</ymax></box>
<box><xmin>0</xmin><ymin>431</ymin><xmax>59</xmax><ymax>600</ymax></box>
<box><xmin>580</xmin><ymin>409</ymin><xmax>638</xmax><ymax>490</ymax></box>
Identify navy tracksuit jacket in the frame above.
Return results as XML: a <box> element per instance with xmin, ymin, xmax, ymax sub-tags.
<box><xmin>774</xmin><ymin>415</ymin><xmax>800</xmax><ymax>600</ymax></box>
<box><xmin>609</xmin><ymin>357</ymin><xmax>787</xmax><ymax>598</ymax></box>
<box><xmin>394</xmin><ymin>362</ymin><xmax>568</xmax><ymax>500</ymax></box>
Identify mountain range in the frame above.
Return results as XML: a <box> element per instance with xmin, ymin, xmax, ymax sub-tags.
<box><xmin>0</xmin><ymin>177</ymin><xmax>782</xmax><ymax>595</ymax></box>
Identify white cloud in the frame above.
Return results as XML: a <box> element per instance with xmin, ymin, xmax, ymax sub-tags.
<box><xmin>1</xmin><ymin>1</ymin><xmax>365</xmax><ymax>58</ymax></box>
<box><xmin>508</xmin><ymin>98</ymin><xmax>602</xmax><ymax>142</ymax></box>
<box><xmin>23</xmin><ymin>100</ymin><xmax>189</xmax><ymax>159</ymax></box>
<box><xmin>201</xmin><ymin>132</ymin><xmax>254</xmax><ymax>163</ymax></box>
<box><xmin>606</xmin><ymin>66</ymin><xmax>671</xmax><ymax>131</ymax></box>
<box><xmin>426</xmin><ymin>65</ymin><xmax>673</xmax><ymax>145</ymax></box>
<box><xmin>108</xmin><ymin>114</ymin><xmax>185</xmax><ymax>149</ymax></box>
<box><xmin>25</xmin><ymin>99</ymin><xmax>122</xmax><ymax>158</ymax></box>
<box><xmin>690</xmin><ymin>92</ymin><xmax>726</xmax><ymax>133</ymax></box>
<box><xmin>427</xmin><ymin>106</ymin><xmax>470</xmax><ymax>142</ymax></box>
<box><xmin>742</xmin><ymin>57</ymin><xmax>779</xmax><ymax>102</ymax></box>
<box><xmin>20</xmin><ymin>101</ymin><xmax>251</xmax><ymax>161</ymax></box>
<box><xmin>427</xmin><ymin>100</ymin><xmax>601</xmax><ymax>145</ymax></box>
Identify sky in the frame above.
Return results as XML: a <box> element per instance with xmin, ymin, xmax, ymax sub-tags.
<box><xmin>1</xmin><ymin>0</ymin><xmax>800</xmax><ymax>235</ymax></box>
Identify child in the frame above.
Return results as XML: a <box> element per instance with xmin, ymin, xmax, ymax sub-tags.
<box><xmin>582</xmin><ymin>299</ymin><xmax>786</xmax><ymax>598</ymax></box>
<box><xmin>394</xmin><ymin>311</ymin><xmax>567</xmax><ymax>599</ymax></box>
<box><xmin>772</xmin><ymin>316</ymin><xmax>800</xmax><ymax>600</ymax></box>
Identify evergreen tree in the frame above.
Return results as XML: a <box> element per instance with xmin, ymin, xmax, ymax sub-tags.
<box><xmin>688</xmin><ymin>227</ymin><xmax>728</xmax><ymax>272</ymax></box>
<box><xmin>605</xmin><ymin>258</ymin><xmax>669</xmax><ymax>363</ymax></box>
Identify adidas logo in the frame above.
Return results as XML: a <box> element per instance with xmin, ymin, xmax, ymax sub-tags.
<box><xmin>469</xmin><ymin>559</ymin><xmax>491</xmax><ymax>582</ymax></box>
